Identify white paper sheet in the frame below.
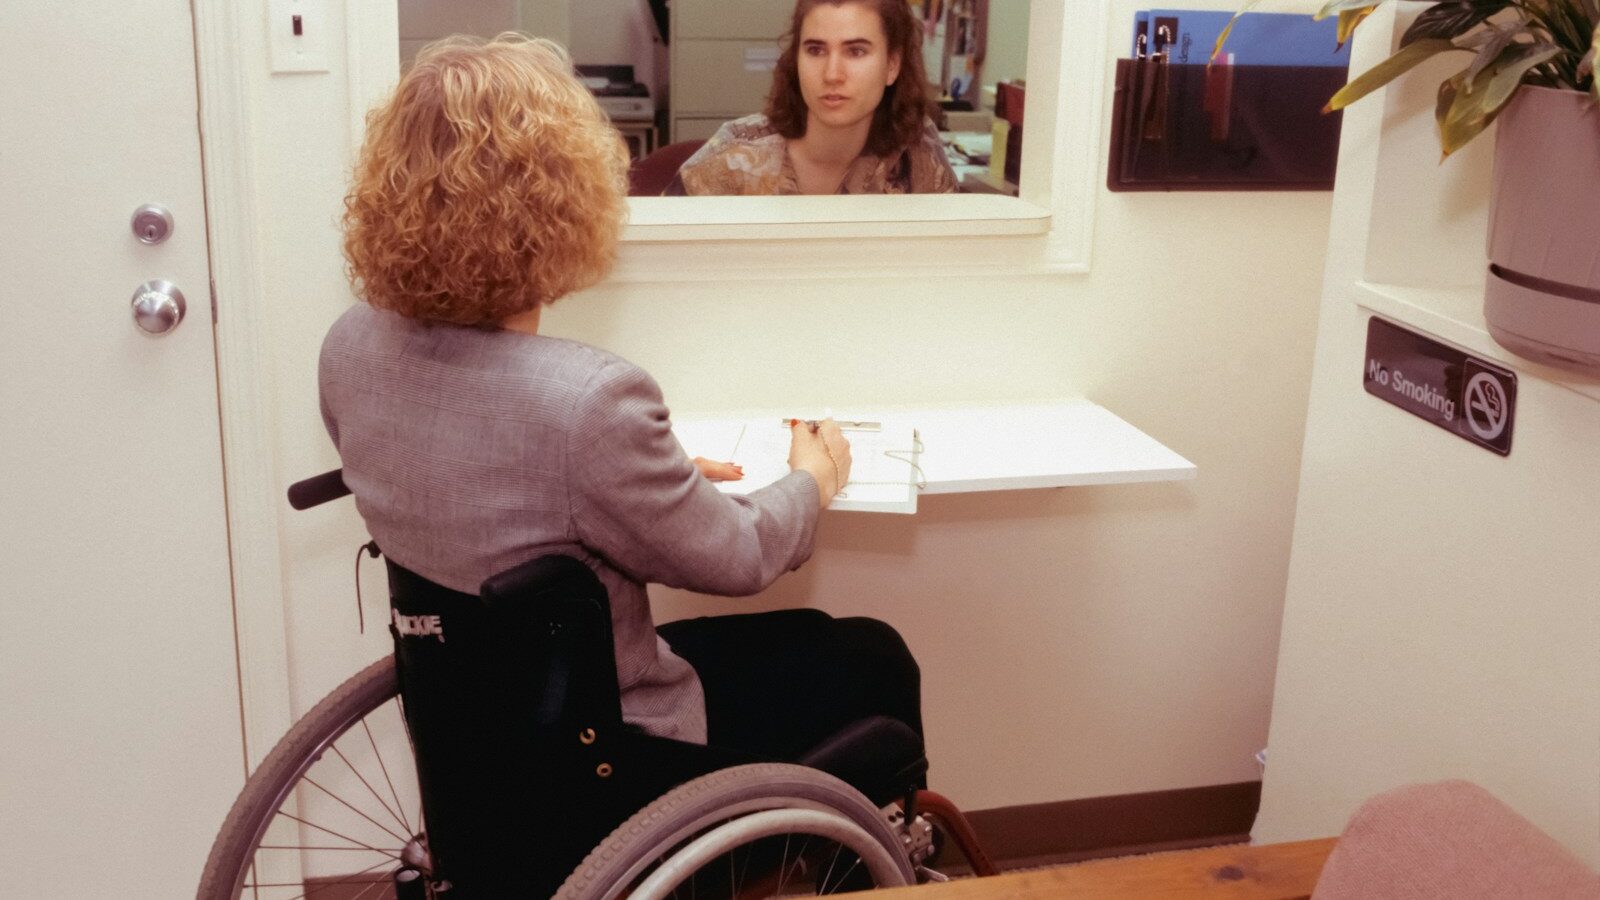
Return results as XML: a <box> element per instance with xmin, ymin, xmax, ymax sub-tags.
<box><xmin>674</xmin><ymin>416</ymin><xmax>920</xmax><ymax>514</ymax></box>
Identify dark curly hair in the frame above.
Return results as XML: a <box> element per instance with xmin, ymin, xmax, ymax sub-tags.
<box><xmin>764</xmin><ymin>0</ymin><xmax>935</xmax><ymax>158</ymax></box>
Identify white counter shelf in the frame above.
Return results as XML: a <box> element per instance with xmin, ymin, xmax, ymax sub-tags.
<box><xmin>675</xmin><ymin>399</ymin><xmax>1195</xmax><ymax>514</ymax></box>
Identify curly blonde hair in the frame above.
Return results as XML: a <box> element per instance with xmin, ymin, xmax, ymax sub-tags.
<box><xmin>343</xmin><ymin>34</ymin><xmax>629</xmax><ymax>325</ymax></box>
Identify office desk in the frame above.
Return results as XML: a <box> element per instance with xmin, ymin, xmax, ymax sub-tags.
<box><xmin>958</xmin><ymin>170</ymin><xmax>1020</xmax><ymax>197</ymax></box>
<box><xmin>675</xmin><ymin>400</ymin><xmax>1194</xmax><ymax>512</ymax></box>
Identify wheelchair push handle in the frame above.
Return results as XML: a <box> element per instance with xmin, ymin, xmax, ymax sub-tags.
<box><xmin>287</xmin><ymin>468</ymin><xmax>351</xmax><ymax>510</ymax></box>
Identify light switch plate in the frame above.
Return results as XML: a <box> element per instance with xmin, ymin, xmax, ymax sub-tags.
<box><xmin>267</xmin><ymin>0</ymin><xmax>329</xmax><ymax>74</ymax></box>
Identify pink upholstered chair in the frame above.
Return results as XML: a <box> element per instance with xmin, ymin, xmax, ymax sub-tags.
<box><xmin>1312</xmin><ymin>780</ymin><xmax>1599</xmax><ymax>900</ymax></box>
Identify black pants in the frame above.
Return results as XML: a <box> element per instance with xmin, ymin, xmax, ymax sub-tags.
<box><xmin>658</xmin><ymin>609</ymin><xmax>923</xmax><ymax>761</ymax></box>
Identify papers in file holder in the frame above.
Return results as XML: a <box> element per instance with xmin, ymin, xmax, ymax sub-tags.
<box><xmin>1131</xmin><ymin>10</ymin><xmax>1350</xmax><ymax>67</ymax></box>
<box><xmin>674</xmin><ymin>417</ymin><xmax>922</xmax><ymax>514</ymax></box>
<box><xmin>1107</xmin><ymin>57</ymin><xmax>1348</xmax><ymax>191</ymax></box>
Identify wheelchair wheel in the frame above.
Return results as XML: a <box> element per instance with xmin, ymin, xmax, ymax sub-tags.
<box><xmin>198</xmin><ymin>655</ymin><xmax>433</xmax><ymax>899</ymax></box>
<box><xmin>557</xmin><ymin>763</ymin><xmax>916</xmax><ymax>899</ymax></box>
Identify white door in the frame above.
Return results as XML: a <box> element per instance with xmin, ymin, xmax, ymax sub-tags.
<box><xmin>0</xmin><ymin>3</ymin><xmax>245</xmax><ymax>895</ymax></box>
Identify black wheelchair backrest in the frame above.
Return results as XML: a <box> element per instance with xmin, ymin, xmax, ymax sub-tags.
<box><xmin>386</xmin><ymin>554</ymin><xmax>624</xmax><ymax>734</ymax></box>
<box><xmin>384</xmin><ymin>554</ymin><xmax>632</xmax><ymax>895</ymax></box>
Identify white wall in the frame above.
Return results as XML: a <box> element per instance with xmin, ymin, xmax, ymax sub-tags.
<box><xmin>1253</xmin><ymin>6</ymin><xmax>1600</xmax><ymax>865</ymax></box>
<box><xmin>516</xmin><ymin>0</ymin><xmax>570</xmax><ymax>48</ymax></box>
<box><xmin>251</xmin><ymin>0</ymin><xmax>1328</xmax><ymax>816</ymax></box>
<box><xmin>563</xmin><ymin>0</ymin><xmax>659</xmax><ymax>96</ymax></box>
<box><xmin>398</xmin><ymin>0</ymin><xmax>661</xmax><ymax>95</ymax></box>
<box><xmin>984</xmin><ymin>0</ymin><xmax>1029</xmax><ymax>91</ymax></box>
<box><xmin>398</xmin><ymin>0</ymin><xmax>517</xmax><ymax>67</ymax></box>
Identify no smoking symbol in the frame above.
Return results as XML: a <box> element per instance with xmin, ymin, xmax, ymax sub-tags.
<box><xmin>1464</xmin><ymin>372</ymin><xmax>1508</xmax><ymax>440</ymax></box>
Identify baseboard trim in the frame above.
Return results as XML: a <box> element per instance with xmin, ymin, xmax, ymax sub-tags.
<box><xmin>306</xmin><ymin>780</ymin><xmax>1264</xmax><ymax>894</ymax></box>
<box><xmin>945</xmin><ymin>780</ymin><xmax>1262</xmax><ymax>871</ymax></box>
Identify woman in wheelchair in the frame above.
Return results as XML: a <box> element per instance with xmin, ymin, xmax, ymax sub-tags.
<box><xmin>215</xmin><ymin>31</ymin><xmax>995</xmax><ymax>899</ymax></box>
<box><xmin>330</xmin><ymin>27</ymin><xmax>918</xmax><ymax>783</ymax></box>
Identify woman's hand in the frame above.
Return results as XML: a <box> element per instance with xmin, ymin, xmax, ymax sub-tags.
<box><xmin>694</xmin><ymin>457</ymin><xmax>744</xmax><ymax>482</ymax></box>
<box><xmin>787</xmin><ymin>419</ymin><xmax>852</xmax><ymax>507</ymax></box>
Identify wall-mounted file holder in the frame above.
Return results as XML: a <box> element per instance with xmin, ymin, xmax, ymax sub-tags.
<box><xmin>1107</xmin><ymin>57</ymin><xmax>1347</xmax><ymax>192</ymax></box>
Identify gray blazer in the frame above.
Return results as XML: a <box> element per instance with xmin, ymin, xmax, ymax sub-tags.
<box><xmin>319</xmin><ymin>304</ymin><xmax>819</xmax><ymax>742</ymax></box>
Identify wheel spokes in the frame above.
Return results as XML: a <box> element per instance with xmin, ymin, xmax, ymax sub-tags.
<box><xmin>247</xmin><ymin>698</ymin><xmax>422</xmax><ymax>897</ymax></box>
<box><xmin>362</xmin><ymin>717</ymin><xmax>413</xmax><ymax>834</ymax></box>
<box><xmin>331</xmin><ymin>744</ymin><xmax>411</xmax><ymax>836</ymax></box>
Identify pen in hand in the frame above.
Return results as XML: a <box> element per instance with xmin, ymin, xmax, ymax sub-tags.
<box><xmin>786</xmin><ymin>417</ymin><xmax>853</xmax><ymax>504</ymax></box>
<box><xmin>781</xmin><ymin>417</ymin><xmax>881</xmax><ymax>432</ymax></box>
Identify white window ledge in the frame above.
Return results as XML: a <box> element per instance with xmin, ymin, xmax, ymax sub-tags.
<box><xmin>609</xmin><ymin>194</ymin><xmax>1068</xmax><ymax>283</ymax></box>
<box><xmin>622</xmin><ymin>195</ymin><xmax>1051</xmax><ymax>242</ymax></box>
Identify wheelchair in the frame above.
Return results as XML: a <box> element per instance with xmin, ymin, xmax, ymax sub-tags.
<box><xmin>198</xmin><ymin>470</ymin><xmax>995</xmax><ymax>898</ymax></box>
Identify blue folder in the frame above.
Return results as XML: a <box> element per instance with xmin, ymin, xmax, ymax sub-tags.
<box><xmin>1134</xmin><ymin>9</ymin><xmax>1350</xmax><ymax>67</ymax></box>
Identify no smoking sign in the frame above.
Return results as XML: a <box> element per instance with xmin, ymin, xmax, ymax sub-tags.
<box><xmin>1363</xmin><ymin>317</ymin><xmax>1517</xmax><ymax>456</ymax></box>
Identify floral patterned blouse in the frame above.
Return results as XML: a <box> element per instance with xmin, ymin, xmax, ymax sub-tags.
<box><xmin>666</xmin><ymin>114</ymin><xmax>958</xmax><ymax>196</ymax></box>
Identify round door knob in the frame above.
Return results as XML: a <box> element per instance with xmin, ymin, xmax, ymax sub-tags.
<box><xmin>131</xmin><ymin>280</ymin><xmax>186</xmax><ymax>335</ymax></box>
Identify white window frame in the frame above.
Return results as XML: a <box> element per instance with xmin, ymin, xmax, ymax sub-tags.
<box><xmin>348</xmin><ymin>0</ymin><xmax>1106</xmax><ymax>280</ymax></box>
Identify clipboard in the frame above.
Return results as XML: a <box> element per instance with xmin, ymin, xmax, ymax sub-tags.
<box><xmin>674</xmin><ymin>416</ymin><xmax>923</xmax><ymax>514</ymax></box>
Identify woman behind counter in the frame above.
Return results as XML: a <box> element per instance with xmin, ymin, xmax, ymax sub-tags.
<box><xmin>669</xmin><ymin>0</ymin><xmax>957</xmax><ymax>195</ymax></box>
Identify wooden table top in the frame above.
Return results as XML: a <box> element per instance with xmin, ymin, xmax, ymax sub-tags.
<box><xmin>872</xmin><ymin>838</ymin><xmax>1339</xmax><ymax>900</ymax></box>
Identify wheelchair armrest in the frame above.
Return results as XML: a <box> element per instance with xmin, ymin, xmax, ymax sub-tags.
<box><xmin>476</xmin><ymin>555</ymin><xmax>624</xmax><ymax>729</ymax></box>
<box><xmin>479</xmin><ymin>554</ymin><xmax>605</xmax><ymax>610</ymax></box>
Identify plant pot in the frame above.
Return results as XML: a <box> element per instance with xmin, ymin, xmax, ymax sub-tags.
<box><xmin>1484</xmin><ymin>85</ymin><xmax>1600</xmax><ymax>374</ymax></box>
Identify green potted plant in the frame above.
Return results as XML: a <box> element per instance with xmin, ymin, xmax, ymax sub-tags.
<box><xmin>1220</xmin><ymin>0</ymin><xmax>1600</xmax><ymax>374</ymax></box>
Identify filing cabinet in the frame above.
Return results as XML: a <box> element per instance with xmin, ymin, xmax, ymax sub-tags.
<box><xmin>669</xmin><ymin>0</ymin><xmax>790</xmax><ymax>142</ymax></box>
